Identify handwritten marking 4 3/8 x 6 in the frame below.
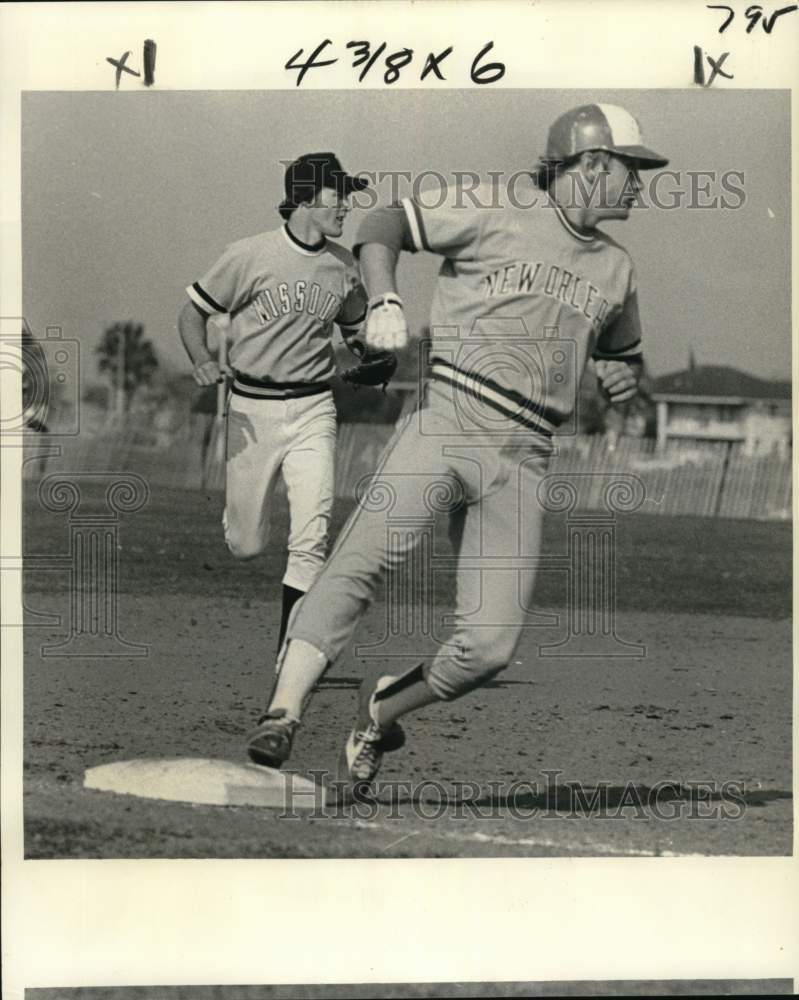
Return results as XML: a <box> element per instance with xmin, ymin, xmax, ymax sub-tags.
<box><xmin>285</xmin><ymin>39</ymin><xmax>505</xmax><ymax>87</ymax></box>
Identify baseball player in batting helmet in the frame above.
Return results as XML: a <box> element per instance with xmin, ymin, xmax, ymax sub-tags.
<box><xmin>246</xmin><ymin>104</ymin><xmax>669</xmax><ymax>798</ymax></box>
<box><xmin>178</xmin><ymin>152</ymin><xmax>372</xmax><ymax>659</ymax></box>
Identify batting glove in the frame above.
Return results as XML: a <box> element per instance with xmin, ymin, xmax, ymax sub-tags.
<box><xmin>365</xmin><ymin>294</ymin><xmax>408</xmax><ymax>351</ymax></box>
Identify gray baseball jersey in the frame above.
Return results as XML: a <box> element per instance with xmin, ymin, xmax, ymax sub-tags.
<box><xmin>187</xmin><ymin>224</ymin><xmax>364</xmax><ymax>383</ymax></box>
<box><xmin>401</xmin><ymin>175</ymin><xmax>642</xmax><ymax>438</ymax></box>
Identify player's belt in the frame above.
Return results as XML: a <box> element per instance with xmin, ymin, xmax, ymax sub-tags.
<box><xmin>232</xmin><ymin>372</ymin><xmax>331</xmax><ymax>400</ymax></box>
<box><xmin>429</xmin><ymin>359</ymin><xmax>561</xmax><ymax>437</ymax></box>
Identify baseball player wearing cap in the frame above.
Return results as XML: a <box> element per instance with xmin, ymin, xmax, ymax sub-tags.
<box><xmin>246</xmin><ymin>105</ymin><xmax>669</xmax><ymax>797</ymax></box>
<box><xmin>178</xmin><ymin>153</ymin><xmax>371</xmax><ymax>651</ymax></box>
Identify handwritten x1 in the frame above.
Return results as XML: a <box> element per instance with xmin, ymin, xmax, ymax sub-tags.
<box><xmin>106</xmin><ymin>40</ymin><xmax>157</xmax><ymax>89</ymax></box>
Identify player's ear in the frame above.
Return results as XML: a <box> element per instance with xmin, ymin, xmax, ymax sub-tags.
<box><xmin>581</xmin><ymin>150</ymin><xmax>605</xmax><ymax>177</ymax></box>
<box><xmin>573</xmin><ymin>151</ymin><xmax>592</xmax><ymax>187</ymax></box>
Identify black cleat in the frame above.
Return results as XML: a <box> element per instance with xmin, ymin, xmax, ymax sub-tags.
<box><xmin>246</xmin><ymin>708</ymin><xmax>299</xmax><ymax>768</ymax></box>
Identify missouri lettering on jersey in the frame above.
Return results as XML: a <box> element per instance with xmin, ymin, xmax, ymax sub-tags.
<box><xmin>400</xmin><ymin>176</ymin><xmax>643</xmax><ymax>437</ymax></box>
<box><xmin>187</xmin><ymin>225</ymin><xmax>365</xmax><ymax>383</ymax></box>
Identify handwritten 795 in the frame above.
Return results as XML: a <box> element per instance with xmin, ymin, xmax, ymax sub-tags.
<box><xmin>707</xmin><ymin>3</ymin><xmax>797</xmax><ymax>32</ymax></box>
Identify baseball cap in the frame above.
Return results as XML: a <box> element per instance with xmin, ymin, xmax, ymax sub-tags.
<box><xmin>279</xmin><ymin>152</ymin><xmax>370</xmax><ymax>215</ymax></box>
<box><xmin>542</xmin><ymin>104</ymin><xmax>669</xmax><ymax>169</ymax></box>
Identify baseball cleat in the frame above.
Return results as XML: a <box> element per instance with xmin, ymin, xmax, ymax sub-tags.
<box><xmin>246</xmin><ymin>708</ymin><xmax>299</xmax><ymax>768</ymax></box>
<box><xmin>333</xmin><ymin>675</ymin><xmax>405</xmax><ymax>802</ymax></box>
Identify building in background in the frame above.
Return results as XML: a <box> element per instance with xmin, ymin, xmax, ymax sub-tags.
<box><xmin>652</xmin><ymin>366</ymin><xmax>791</xmax><ymax>457</ymax></box>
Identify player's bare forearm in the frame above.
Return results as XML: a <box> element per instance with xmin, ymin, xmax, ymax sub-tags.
<box><xmin>336</xmin><ymin>282</ymin><xmax>369</xmax><ymax>359</ymax></box>
<box><xmin>178</xmin><ymin>300</ymin><xmax>228</xmax><ymax>386</ymax></box>
<box><xmin>178</xmin><ymin>300</ymin><xmax>212</xmax><ymax>365</ymax></box>
<box><xmin>358</xmin><ymin>242</ymin><xmax>401</xmax><ymax>299</ymax></box>
<box><xmin>357</xmin><ymin>243</ymin><xmax>409</xmax><ymax>351</ymax></box>
<box><xmin>594</xmin><ymin>358</ymin><xmax>642</xmax><ymax>404</ymax></box>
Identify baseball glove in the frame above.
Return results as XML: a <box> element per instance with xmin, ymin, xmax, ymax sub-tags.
<box><xmin>341</xmin><ymin>349</ymin><xmax>398</xmax><ymax>392</ymax></box>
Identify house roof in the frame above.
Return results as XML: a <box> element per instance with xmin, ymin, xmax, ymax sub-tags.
<box><xmin>652</xmin><ymin>365</ymin><xmax>791</xmax><ymax>401</ymax></box>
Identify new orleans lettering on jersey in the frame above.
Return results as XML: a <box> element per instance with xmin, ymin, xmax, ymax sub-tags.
<box><xmin>483</xmin><ymin>261</ymin><xmax>613</xmax><ymax>332</ymax></box>
<box><xmin>187</xmin><ymin>225</ymin><xmax>365</xmax><ymax>384</ymax></box>
<box><xmin>400</xmin><ymin>177</ymin><xmax>643</xmax><ymax>437</ymax></box>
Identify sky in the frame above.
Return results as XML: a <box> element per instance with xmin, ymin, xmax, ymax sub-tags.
<box><xmin>21</xmin><ymin>88</ymin><xmax>791</xmax><ymax>387</ymax></box>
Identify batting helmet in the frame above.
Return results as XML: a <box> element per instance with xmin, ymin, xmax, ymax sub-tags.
<box><xmin>541</xmin><ymin>104</ymin><xmax>668</xmax><ymax>169</ymax></box>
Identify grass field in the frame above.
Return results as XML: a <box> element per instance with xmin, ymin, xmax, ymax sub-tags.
<box><xmin>23</xmin><ymin>484</ymin><xmax>791</xmax><ymax>617</ymax></box>
<box><xmin>22</xmin><ymin>483</ymin><xmax>792</xmax><ymax>858</ymax></box>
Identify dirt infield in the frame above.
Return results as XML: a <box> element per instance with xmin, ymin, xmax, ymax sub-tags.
<box><xmin>22</xmin><ymin>485</ymin><xmax>792</xmax><ymax>858</ymax></box>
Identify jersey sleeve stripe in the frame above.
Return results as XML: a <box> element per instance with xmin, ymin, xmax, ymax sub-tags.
<box><xmin>402</xmin><ymin>198</ymin><xmax>427</xmax><ymax>252</ymax></box>
<box><xmin>188</xmin><ymin>298</ymin><xmax>211</xmax><ymax>319</ymax></box>
<box><xmin>592</xmin><ymin>350</ymin><xmax>644</xmax><ymax>363</ymax></box>
<box><xmin>187</xmin><ymin>282</ymin><xmax>227</xmax><ymax>316</ymax></box>
<box><xmin>591</xmin><ymin>339</ymin><xmax>643</xmax><ymax>362</ymax></box>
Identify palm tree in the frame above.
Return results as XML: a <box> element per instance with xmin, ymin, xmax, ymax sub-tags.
<box><xmin>97</xmin><ymin>321</ymin><xmax>159</xmax><ymax>414</ymax></box>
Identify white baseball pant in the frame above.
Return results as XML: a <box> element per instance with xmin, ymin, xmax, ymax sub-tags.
<box><xmin>223</xmin><ymin>390</ymin><xmax>337</xmax><ymax>592</ymax></box>
<box><xmin>285</xmin><ymin>383</ymin><xmax>551</xmax><ymax>699</ymax></box>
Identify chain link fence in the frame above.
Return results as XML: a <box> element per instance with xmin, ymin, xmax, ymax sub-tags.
<box><xmin>22</xmin><ymin>413</ymin><xmax>791</xmax><ymax>521</ymax></box>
